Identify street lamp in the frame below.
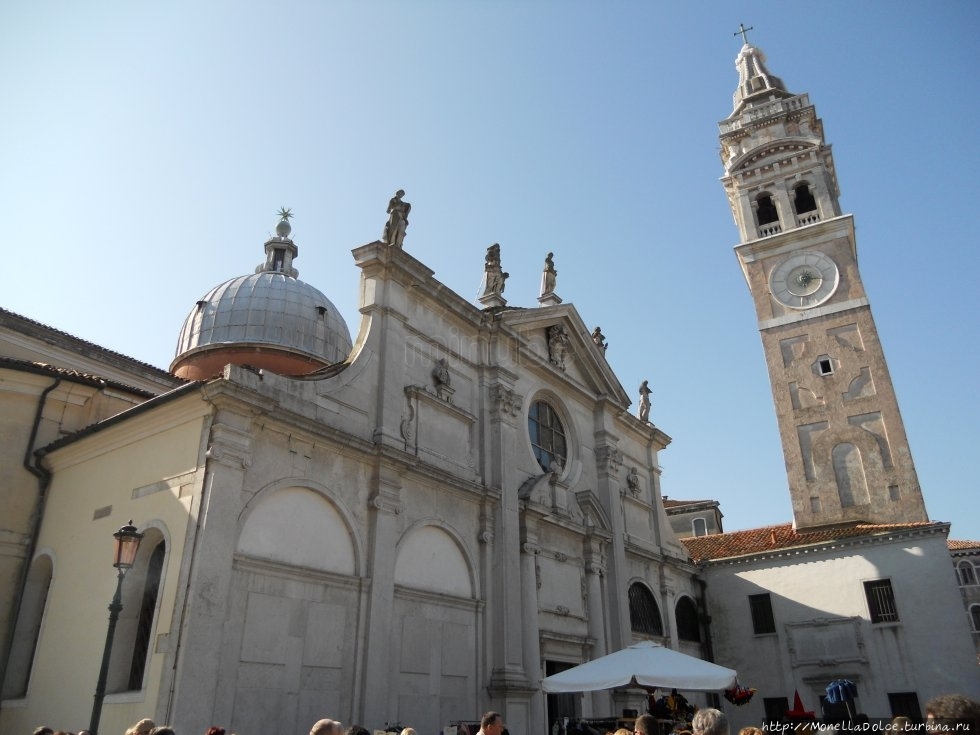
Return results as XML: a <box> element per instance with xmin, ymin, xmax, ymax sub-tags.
<box><xmin>90</xmin><ymin>521</ymin><xmax>144</xmax><ymax>735</ymax></box>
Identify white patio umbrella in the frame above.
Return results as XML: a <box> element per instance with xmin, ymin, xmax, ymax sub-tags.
<box><xmin>541</xmin><ymin>640</ymin><xmax>737</xmax><ymax>693</ymax></box>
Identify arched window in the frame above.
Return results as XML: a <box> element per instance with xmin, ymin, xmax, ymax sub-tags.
<box><xmin>755</xmin><ymin>194</ymin><xmax>778</xmax><ymax>226</ymax></box>
<box><xmin>528</xmin><ymin>400</ymin><xmax>567</xmax><ymax>472</ymax></box>
<box><xmin>628</xmin><ymin>582</ymin><xmax>663</xmax><ymax>636</ymax></box>
<box><xmin>1</xmin><ymin>554</ymin><xmax>53</xmax><ymax>698</ymax></box>
<box><xmin>692</xmin><ymin>518</ymin><xmax>707</xmax><ymax>537</ymax></box>
<box><xmin>107</xmin><ymin>531</ymin><xmax>166</xmax><ymax>693</ymax></box>
<box><xmin>128</xmin><ymin>541</ymin><xmax>165</xmax><ymax>689</ymax></box>
<box><xmin>970</xmin><ymin>604</ymin><xmax>980</xmax><ymax>632</ymax></box>
<box><xmin>793</xmin><ymin>183</ymin><xmax>817</xmax><ymax>214</ymax></box>
<box><xmin>675</xmin><ymin>596</ymin><xmax>701</xmax><ymax>642</ymax></box>
<box><xmin>958</xmin><ymin>561</ymin><xmax>977</xmax><ymax>586</ymax></box>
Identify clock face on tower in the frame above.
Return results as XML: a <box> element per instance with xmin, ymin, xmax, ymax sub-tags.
<box><xmin>768</xmin><ymin>250</ymin><xmax>840</xmax><ymax>309</ymax></box>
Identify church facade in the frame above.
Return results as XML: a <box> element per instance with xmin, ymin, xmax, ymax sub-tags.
<box><xmin>0</xmin><ymin>225</ymin><xmax>702</xmax><ymax>735</ymax></box>
<box><xmin>1</xmin><ymin>37</ymin><xmax>977</xmax><ymax>735</ymax></box>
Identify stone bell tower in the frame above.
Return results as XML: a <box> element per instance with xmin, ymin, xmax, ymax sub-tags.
<box><xmin>718</xmin><ymin>34</ymin><xmax>928</xmax><ymax>530</ymax></box>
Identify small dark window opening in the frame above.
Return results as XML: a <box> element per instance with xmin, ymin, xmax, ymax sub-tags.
<box><xmin>675</xmin><ymin>597</ymin><xmax>701</xmax><ymax>642</ymax></box>
<box><xmin>818</xmin><ymin>358</ymin><xmax>834</xmax><ymax>376</ymax></box>
<box><xmin>756</xmin><ymin>195</ymin><xmax>779</xmax><ymax>225</ymax></box>
<box><xmin>692</xmin><ymin>517</ymin><xmax>708</xmax><ymax>537</ymax></box>
<box><xmin>128</xmin><ymin>541</ymin><xmax>165</xmax><ymax>690</ymax></box>
<box><xmin>749</xmin><ymin>593</ymin><xmax>776</xmax><ymax>634</ymax></box>
<box><xmin>888</xmin><ymin>692</ymin><xmax>922</xmax><ymax>722</ymax></box>
<box><xmin>764</xmin><ymin>698</ymin><xmax>789</xmax><ymax>723</ymax></box>
<box><xmin>865</xmin><ymin>579</ymin><xmax>899</xmax><ymax>623</ymax></box>
<box><xmin>272</xmin><ymin>249</ymin><xmax>286</xmax><ymax>271</ymax></box>
<box><xmin>628</xmin><ymin>583</ymin><xmax>664</xmax><ymax>636</ymax></box>
<box><xmin>528</xmin><ymin>401</ymin><xmax>567</xmax><ymax>472</ymax></box>
<box><xmin>794</xmin><ymin>184</ymin><xmax>817</xmax><ymax>214</ymax></box>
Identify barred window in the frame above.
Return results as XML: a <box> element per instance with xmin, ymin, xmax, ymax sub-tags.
<box><xmin>864</xmin><ymin>579</ymin><xmax>899</xmax><ymax>623</ymax></box>
<box><xmin>749</xmin><ymin>593</ymin><xmax>776</xmax><ymax>635</ymax></box>
<box><xmin>628</xmin><ymin>583</ymin><xmax>663</xmax><ymax>636</ymax></box>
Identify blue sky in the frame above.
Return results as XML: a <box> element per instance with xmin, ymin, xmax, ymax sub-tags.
<box><xmin>2</xmin><ymin>1</ymin><xmax>978</xmax><ymax>542</ymax></box>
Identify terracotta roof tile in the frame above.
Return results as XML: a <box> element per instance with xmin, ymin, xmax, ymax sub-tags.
<box><xmin>662</xmin><ymin>498</ymin><xmax>715</xmax><ymax>508</ymax></box>
<box><xmin>682</xmin><ymin>521</ymin><xmax>939</xmax><ymax>563</ymax></box>
<box><xmin>948</xmin><ymin>539</ymin><xmax>980</xmax><ymax>551</ymax></box>
<box><xmin>0</xmin><ymin>306</ymin><xmax>173</xmax><ymax>377</ymax></box>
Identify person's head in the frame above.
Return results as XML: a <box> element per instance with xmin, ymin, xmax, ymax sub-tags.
<box><xmin>889</xmin><ymin>718</ymin><xmax>912</xmax><ymax>732</ymax></box>
<box><xmin>34</xmin><ymin>727</ymin><xmax>53</xmax><ymax>735</ymax></box>
<box><xmin>739</xmin><ymin>728</ymin><xmax>763</xmax><ymax>735</ymax></box>
<box><xmin>149</xmin><ymin>727</ymin><xmax>175</xmax><ymax>735</ymax></box>
<box><xmin>926</xmin><ymin>695</ymin><xmax>980</xmax><ymax>731</ymax></box>
<box><xmin>692</xmin><ymin>709</ymin><xmax>729</xmax><ymax>735</ymax></box>
<box><xmin>400</xmin><ymin>729</ymin><xmax>417</xmax><ymax>735</ymax></box>
<box><xmin>635</xmin><ymin>714</ymin><xmax>657</xmax><ymax>735</ymax></box>
<box><xmin>127</xmin><ymin>720</ymin><xmax>156</xmax><ymax>735</ymax></box>
<box><xmin>344</xmin><ymin>727</ymin><xmax>370</xmax><ymax>735</ymax></box>
<box><xmin>614</xmin><ymin>728</ymin><xmax>631</xmax><ymax>735</ymax></box>
<box><xmin>311</xmin><ymin>721</ymin><xmax>343</xmax><ymax>735</ymax></box>
<box><xmin>205</xmin><ymin>728</ymin><xmax>225</xmax><ymax>735</ymax></box>
<box><xmin>482</xmin><ymin>712</ymin><xmax>505</xmax><ymax>735</ymax></box>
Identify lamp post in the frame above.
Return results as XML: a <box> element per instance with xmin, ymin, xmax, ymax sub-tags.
<box><xmin>89</xmin><ymin>521</ymin><xmax>144</xmax><ymax>735</ymax></box>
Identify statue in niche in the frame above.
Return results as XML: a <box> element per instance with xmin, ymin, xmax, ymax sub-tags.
<box><xmin>383</xmin><ymin>189</ymin><xmax>411</xmax><ymax>248</ymax></box>
<box><xmin>591</xmin><ymin>326</ymin><xmax>608</xmax><ymax>353</ymax></box>
<box><xmin>480</xmin><ymin>243</ymin><xmax>509</xmax><ymax>296</ymax></box>
<box><xmin>626</xmin><ymin>466</ymin><xmax>640</xmax><ymax>494</ymax></box>
<box><xmin>540</xmin><ymin>251</ymin><xmax>557</xmax><ymax>296</ymax></box>
<box><xmin>548</xmin><ymin>454</ymin><xmax>563</xmax><ymax>478</ymax></box>
<box><xmin>638</xmin><ymin>380</ymin><xmax>652</xmax><ymax>423</ymax></box>
<box><xmin>431</xmin><ymin>357</ymin><xmax>452</xmax><ymax>401</ymax></box>
<box><xmin>547</xmin><ymin>324</ymin><xmax>570</xmax><ymax>370</ymax></box>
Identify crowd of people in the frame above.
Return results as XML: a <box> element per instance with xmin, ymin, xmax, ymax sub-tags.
<box><xmin>26</xmin><ymin>695</ymin><xmax>980</xmax><ymax>735</ymax></box>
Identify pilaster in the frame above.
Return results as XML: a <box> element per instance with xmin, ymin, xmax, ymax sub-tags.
<box><xmin>171</xmin><ymin>406</ymin><xmax>253</xmax><ymax>732</ymax></box>
<box><xmin>361</xmin><ymin>461</ymin><xmax>403</xmax><ymax>727</ymax></box>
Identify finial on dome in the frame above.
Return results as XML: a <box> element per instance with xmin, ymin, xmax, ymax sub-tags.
<box><xmin>276</xmin><ymin>207</ymin><xmax>293</xmax><ymax>238</ymax></box>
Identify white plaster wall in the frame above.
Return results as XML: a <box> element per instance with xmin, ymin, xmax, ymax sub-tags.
<box><xmin>702</xmin><ymin>534</ymin><xmax>980</xmax><ymax>730</ymax></box>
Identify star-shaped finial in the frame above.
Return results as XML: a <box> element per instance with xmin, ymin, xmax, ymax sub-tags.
<box><xmin>277</xmin><ymin>207</ymin><xmax>293</xmax><ymax>221</ymax></box>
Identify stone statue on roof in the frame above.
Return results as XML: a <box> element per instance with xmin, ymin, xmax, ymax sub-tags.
<box><xmin>540</xmin><ymin>252</ymin><xmax>557</xmax><ymax>296</ymax></box>
<box><xmin>638</xmin><ymin>380</ymin><xmax>652</xmax><ymax>423</ymax></box>
<box><xmin>383</xmin><ymin>189</ymin><xmax>410</xmax><ymax>248</ymax></box>
<box><xmin>478</xmin><ymin>244</ymin><xmax>509</xmax><ymax>307</ymax></box>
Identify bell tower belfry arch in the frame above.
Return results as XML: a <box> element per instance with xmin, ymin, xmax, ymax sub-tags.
<box><xmin>718</xmin><ymin>32</ymin><xmax>928</xmax><ymax>530</ymax></box>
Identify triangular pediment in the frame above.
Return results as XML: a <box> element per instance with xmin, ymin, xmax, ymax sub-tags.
<box><xmin>498</xmin><ymin>304</ymin><xmax>631</xmax><ymax>406</ymax></box>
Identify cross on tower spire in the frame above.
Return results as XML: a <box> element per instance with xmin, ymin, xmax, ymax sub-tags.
<box><xmin>734</xmin><ymin>23</ymin><xmax>753</xmax><ymax>45</ymax></box>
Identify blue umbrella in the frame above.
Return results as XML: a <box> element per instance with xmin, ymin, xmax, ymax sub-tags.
<box><xmin>826</xmin><ymin>680</ymin><xmax>858</xmax><ymax>718</ymax></box>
